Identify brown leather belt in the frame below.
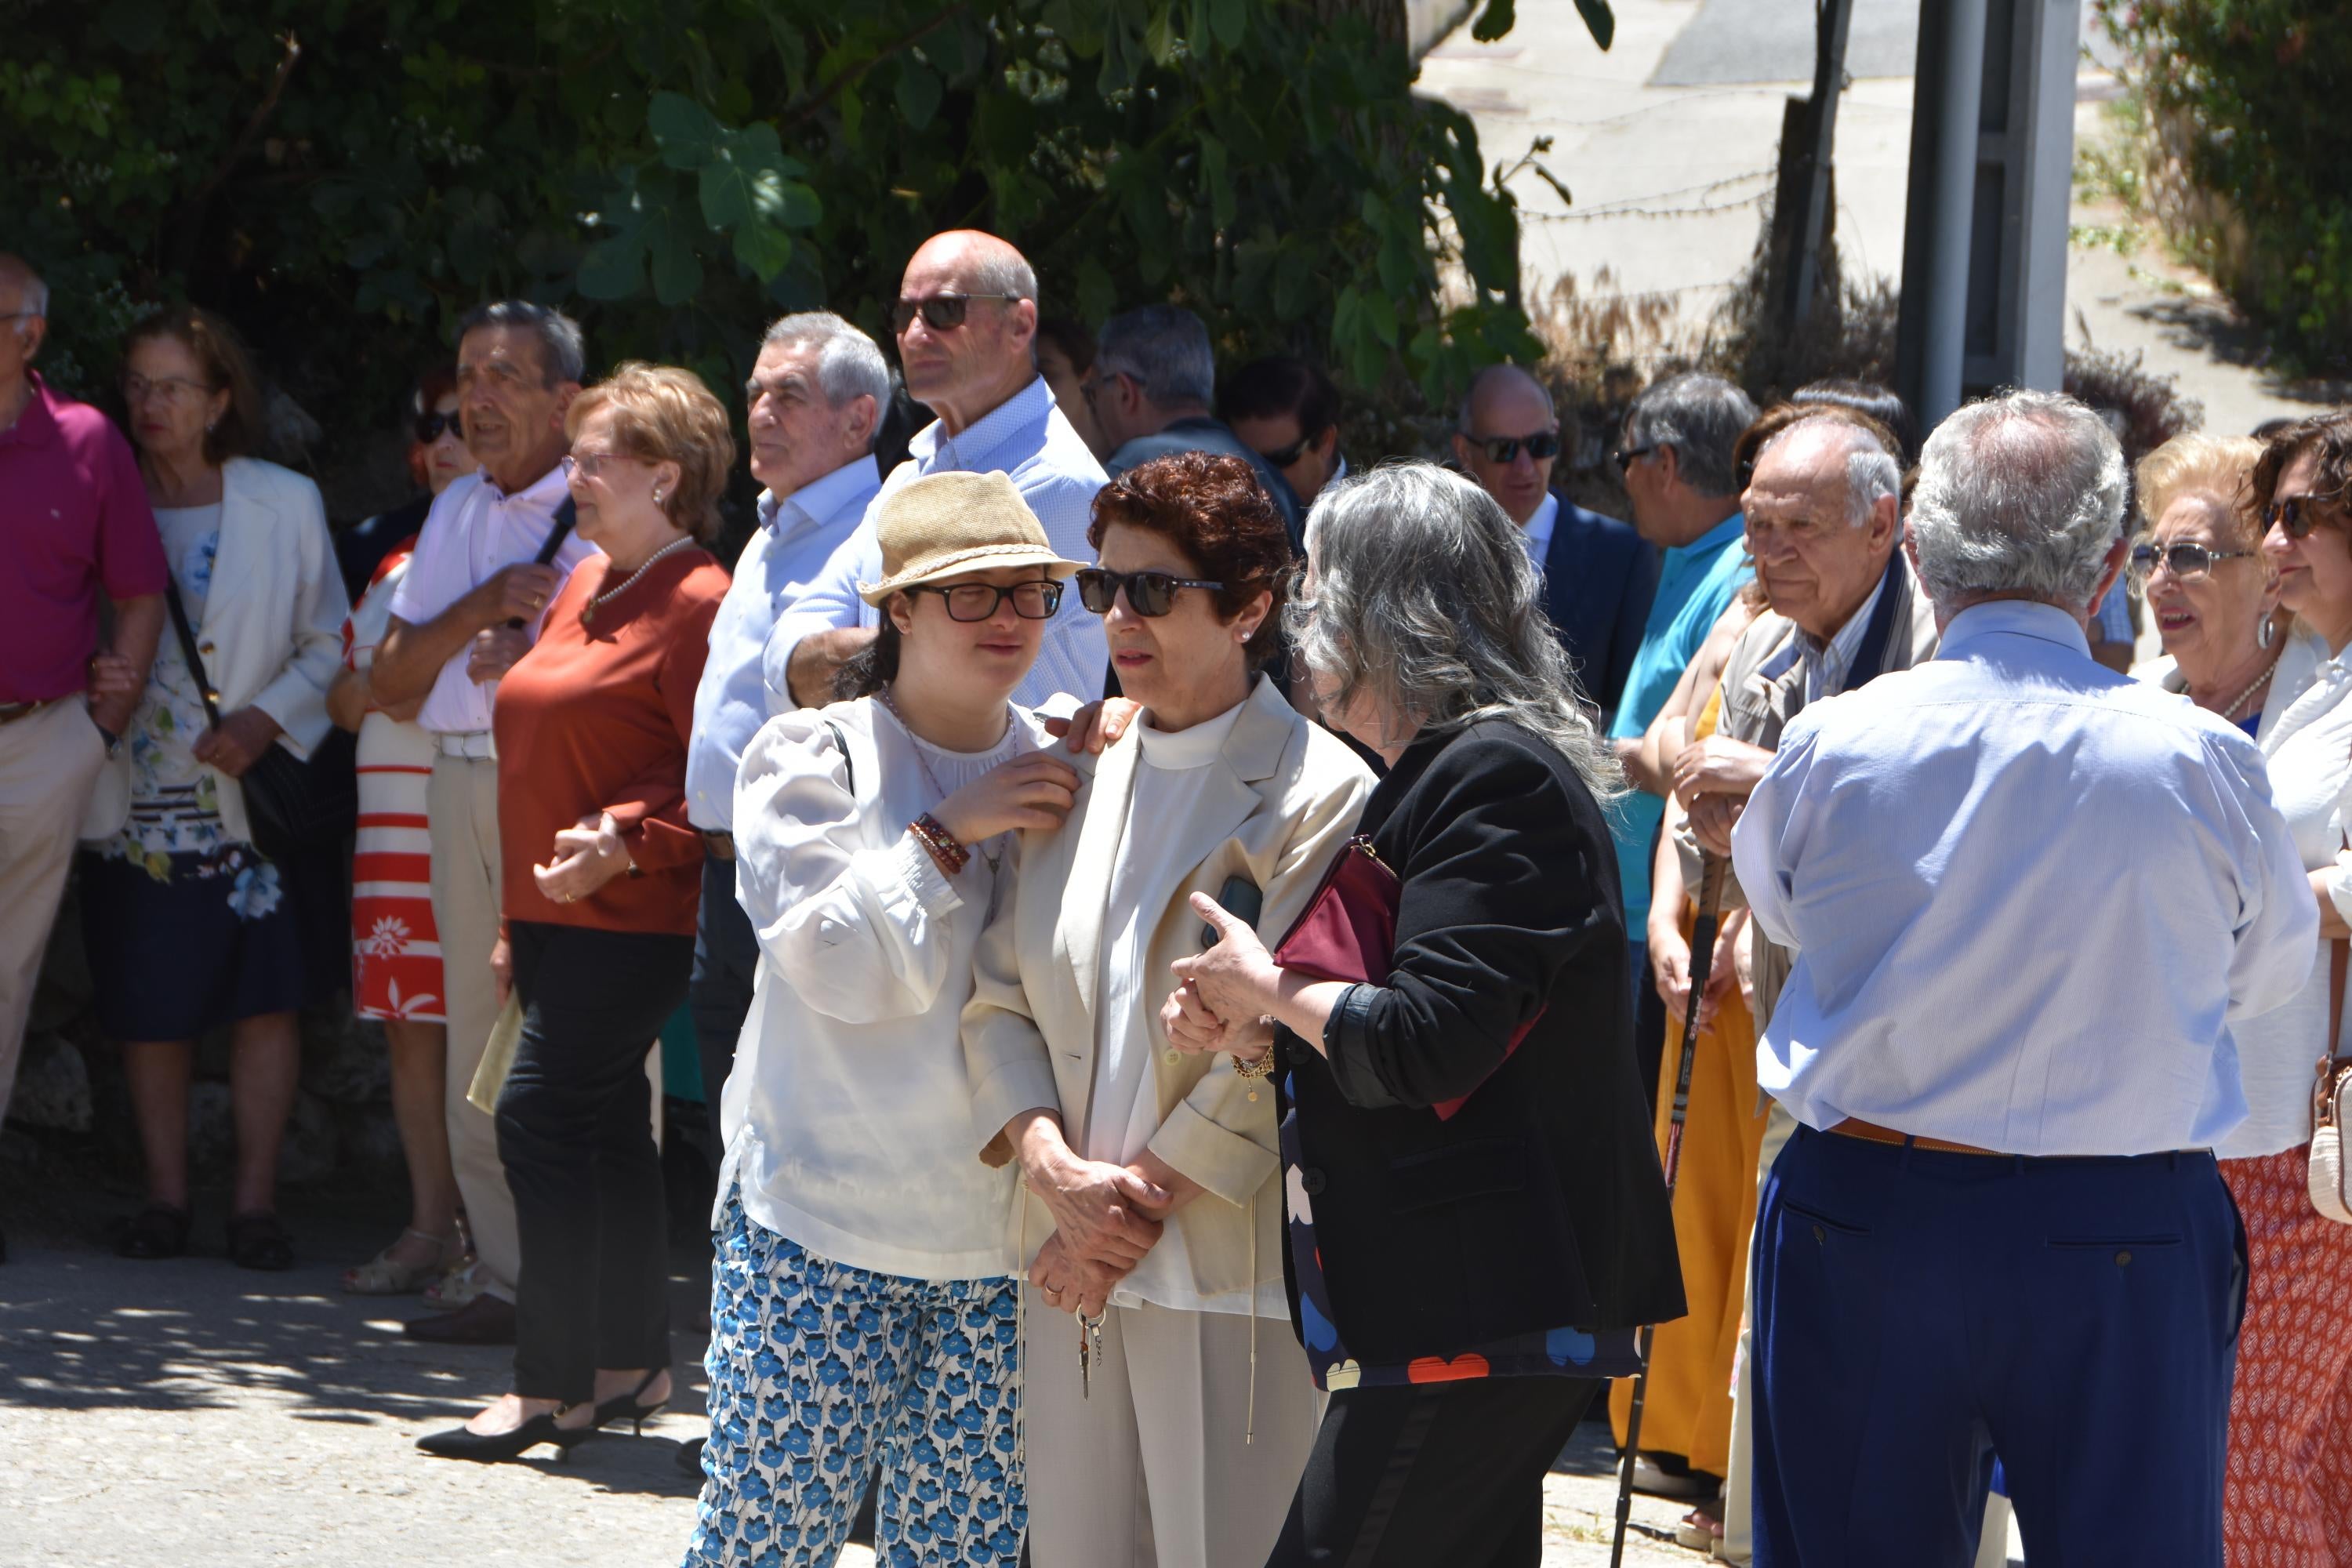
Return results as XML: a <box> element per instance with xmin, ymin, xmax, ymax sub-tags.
<box><xmin>0</xmin><ymin>698</ymin><xmax>58</xmax><ymax>726</ymax></box>
<box><xmin>701</xmin><ymin>830</ymin><xmax>735</xmax><ymax>861</ymax></box>
<box><xmin>1828</xmin><ymin>1118</ymin><xmax>2003</xmax><ymax>1156</ymax></box>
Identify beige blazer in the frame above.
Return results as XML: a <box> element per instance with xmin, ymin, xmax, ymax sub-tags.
<box><xmin>962</xmin><ymin>675</ymin><xmax>1373</xmax><ymax>1302</ymax></box>
<box><xmin>85</xmin><ymin>457</ymin><xmax>348</xmax><ymax>844</ymax></box>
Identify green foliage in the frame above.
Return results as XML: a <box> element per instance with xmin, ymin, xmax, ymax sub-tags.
<box><xmin>3</xmin><ymin>0</ymin><xmax>1613</xmax><ymax>488</ymax></box>
<box><xmin>2097</xmin><ymin>1</ymin><xmax>2352</xmax><ymax>372</ymax></box>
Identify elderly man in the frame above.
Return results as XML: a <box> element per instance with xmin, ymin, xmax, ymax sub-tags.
<box><xmin>684</xmin><ymin>312</ymin><xmax>885</xmax><ymax>1142</ymax></box>
<box><xmin>1454</xmin><ymin>363</ymin><xmax>1657</xmax><ymax>720</ymax></box>
<box><xmin>0</xmin><ymin>255</ymin><xmax>167</xmax><ymax>1263</ymax></box>
<box><xmin>1086</xmin><ymin>304</ymin><xmax>1303</xmax><ymax>539</ymax></box>
<box><xmin>373</xmin><ymin>301</ymin><xmax>601</xmax><ymax>1345</ymax></box>
<box><xmin>770</xmin><ymin>231</ymin><xmax>1105</xmax><ymax>710</ymax></box>
<box><xmin>1732</xmin><ymin>390</ymin><xmax>2314</xmax><ymax>1566</ymax></box>
<box><xmin>1221</xmin><ymin>354</ymin><xmax>1345</xmax><ymax>510</ymax></box>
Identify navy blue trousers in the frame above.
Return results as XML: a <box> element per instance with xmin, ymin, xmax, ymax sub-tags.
<box><xmin>688</xmin><ymin>854</ymin><xmax>759</xmax><ymax>1149</ymax></box>
<box><xmin>1751</xmin><ymin>1126</ymin><xmax>2246</xmax><ymax>1568</ymax></box>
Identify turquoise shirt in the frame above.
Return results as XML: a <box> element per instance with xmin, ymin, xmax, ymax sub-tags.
<box><xmin>1604</xmin><ymin>514</ymin><xmax>1754</xmax><ymax>935</ymax></box>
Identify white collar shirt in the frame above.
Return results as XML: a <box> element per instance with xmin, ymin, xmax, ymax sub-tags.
<box><xmin>1731</xmin><ymin>599</ymin><xmax>2317</xmax><ymax>1156</ymax></box>
<box><xmin>384</xmin><ymin>463</ymin><xmax>601</xmax><ymax>734</ymax></box>
<box><xmin>1757</xmin><ymin>568</ymin><xmax>1889</xmax><ymax>706</ymax></box>
<box><xmin>1519</xmin><ymin>491</ymin><xmax>1560</xmax><ymax>572</ymax></box>
<box><xmin>685</xmin><ymin>455</ymin><xmax>882</xmax><ymax>831</ymax></box>
<box><xmin>762</xmin><ymin>376</ymin><xmax>1109</xmax><ymax>713</ymax></box>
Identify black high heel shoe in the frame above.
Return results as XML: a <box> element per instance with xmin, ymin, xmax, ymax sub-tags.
<box><xmin>593</xmin><ymin>1369</ymin><xmax>670</xmax><ymax>1436</ymax></box>
<box><xmin>416</xmin><ymin>1407</ymin><xmax>597</xmax><ymax>1462</ymax></box>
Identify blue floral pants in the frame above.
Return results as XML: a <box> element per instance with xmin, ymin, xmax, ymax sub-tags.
<box><xmin>683</xmin><ymin>1193</ymin><xmax>1025</xmax><ymax>1567</ymax></box>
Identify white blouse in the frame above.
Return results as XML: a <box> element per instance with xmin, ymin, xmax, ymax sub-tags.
<box><xmin>720</xmin><ymin>696</ymin><xmax>1044</xmax><ymax>1280</ymax></box>
<box><xmin>2227</xmin><ymin>627</ymin><xmax>2352</xmax><ymax>1160</ymax></box>
<box><xmin>1088</xmin><ymin>695</ymin><xmax>1283</xmax><ymax>1316</ymax></box>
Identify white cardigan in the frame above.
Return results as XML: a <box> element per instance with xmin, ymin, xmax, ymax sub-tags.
<box><xmin>89</xmin><ymin>457</ymin><xmax>347</xmax><ymax>845</ymax></box>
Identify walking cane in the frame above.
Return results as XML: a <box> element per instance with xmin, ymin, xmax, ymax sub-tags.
<box><xmin>1610</xmin><ymin>851</ymin><xmax>1730</xmax><ymax>1568</ymax></box>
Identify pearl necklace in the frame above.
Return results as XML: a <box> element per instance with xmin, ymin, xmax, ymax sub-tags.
<box><xmin>878</xmin><ymin>685</ymin><xmax>1006</xmax><ymax>874</ymax></box>
<box><xmin>582</xmin><ymin>536</ymin><xmax>695</xmax><ymax>626</ymax></box>
<box><xmin>2216</xmin><ymin>648</ymin><xmax>2282</xmax><ymax>723</ymax></box>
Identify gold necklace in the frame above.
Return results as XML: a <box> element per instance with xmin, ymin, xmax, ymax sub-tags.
<box><xmin>877</xmin><ymin>685</ymin><xmax>1005</xmax><ymax>873</ymax></box>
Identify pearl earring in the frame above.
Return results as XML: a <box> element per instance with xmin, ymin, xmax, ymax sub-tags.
<box><xmin>652</xmin><ymin>487</ymin><xmax>665</xmax><ymax>503</ymax></box>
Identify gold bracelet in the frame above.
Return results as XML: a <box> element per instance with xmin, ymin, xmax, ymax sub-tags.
<box><xmin>1232</xmin><ymin>1046</ymin><xmax>1277</xmax><ymax>1080</ymax></box>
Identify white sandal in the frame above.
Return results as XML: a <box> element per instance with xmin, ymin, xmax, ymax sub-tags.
<box><xmin>340</xmin><ymin>1229</ymin><xmax>461</xmax><ymax>1296</ymax></box>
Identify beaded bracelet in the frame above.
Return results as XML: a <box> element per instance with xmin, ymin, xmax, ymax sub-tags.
<box><xmin>909</xmin><ymin>813</ymin><xmax>969</xmax><ymax>877</ymax></box>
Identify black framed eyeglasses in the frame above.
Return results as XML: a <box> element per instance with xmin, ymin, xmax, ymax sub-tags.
<box><xmin>891</xmin><ymin>293</ymin><xmax>1018</xmax><ymax>335</ymax></box>
<box><xmin>414</xmin><ymin>410</ymin><xmax>463</xmax><ymax>444</ymax></box>
<box><xmin>2129</xmin><ymin>541</ymin><xmax>2256</xmax><ymax>580</ymax></box>
<box><xmin>1074</xmin><ymin>568</ymin><xmax>1225</xmax><ymax>617</ymax></box>
<box><xmin>907</xmin><ymin>580</ymin><xmax>1064</xmax><ymax>622</ymax></box>
<box><xmin>1612</xmin><ymin>442</ymin><xmax>1659</xmax><ymax>475</ymax></box>
<box><xmin>1465</xmin><ymin>430</ymin><xmax>1561</xmax><ymax>465</ymax></box>
<box><xmin>2263</xmin><ymin>491</ymin><xmax>2350</xmax><ymax>540</ymax></box>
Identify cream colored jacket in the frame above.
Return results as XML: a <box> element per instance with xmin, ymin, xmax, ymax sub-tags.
<box><xmin>962</xmin><ymin>675</ymin><xmax>1372</xmax><ymax>1305</ymax></box>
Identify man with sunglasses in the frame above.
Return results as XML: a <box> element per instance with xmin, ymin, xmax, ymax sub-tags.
<box><xmin>1083</xmin><ymin>305</ymin><xmax>1304</xmax><ymax>549</ymax></box>
<box><xmin>768</xmin><ymin>230</ymin><xmax>1107</xmax><ymax>712</ymax></box>
<box><xmin>1451</xmin><ymin>363</ymin><xmax>1657</xmax><ymax>721</ymax></box>
<box><xmin>1222</xmin><ymin>354</ymin><xmax>1347</xmax><ymax>511</ymax></box>
<box><xmin>0</xmin><ymin>254</ymin><xmax>169</xmax><ymax>1265</ymax></box>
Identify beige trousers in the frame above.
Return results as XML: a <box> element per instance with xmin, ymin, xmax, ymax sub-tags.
<box><xmin>1022</xmin><ymin>1293</ymin><xmax>1322</xmax><ymax>1568</ymax></box>
<box><xmin>426</xmin><ymin>753</ymin><xmax>519</xmax><ymax>1300</ymax></box>
<box><xmin>1719</xmin><ymin>1105</ymin><xmax>2013</xmax><ymax>1568</ymax></box>
<box><xmin>0</xmin><ymin>699</ymin><xmax>107</xmax><ymax>1127</ymax></box>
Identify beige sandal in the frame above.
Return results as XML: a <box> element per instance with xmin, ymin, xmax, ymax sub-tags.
<box><xmin>421</xmin><ymin>1255</ymin><xmax>491</xmax><ymax>1308</ymax></box>
<box><xmin>340</xmin><ymin>1229</ymin><xmax>461</xmax><ymax>1296</ymax></box>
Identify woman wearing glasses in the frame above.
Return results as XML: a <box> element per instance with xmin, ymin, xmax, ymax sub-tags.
<box><xmin>682</xmin><ymin>470</ymin><xmax>1085</xmax><ymax>1563</ymax></box>
<box><xmin>964</xmin><ymin>451</ymin><xmax>1373</xmax><ymax>1567</ymax></box>
<box><xmin>419</xmin><ymin>363</ymin><xmax>731</xmax><ymax>1461</ymax></box>
<box><xmin>2182</xmin><ymin>418</ymin><xmax>2352</xmax><ymax>1563</ymax></box>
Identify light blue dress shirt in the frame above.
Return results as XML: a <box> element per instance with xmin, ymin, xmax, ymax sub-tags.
<box><xmin>763</xmin><ymin>376</ymin><xmax>1109</xmax><ymax>713</ymax></box>
<box><xmin>1732</xmin><ymin>599</ymin><xmax>2316</xmax><ymax>1156</ymax></box>
<box><xmin>1603</xmin><ymin>513</ymin><xmax>1754</xmax><ymax>930</ymax></box>
<box><xmin>685</xmin><ymin>454</ymin><xmax>882</xmax><ymax>832</ymax></box>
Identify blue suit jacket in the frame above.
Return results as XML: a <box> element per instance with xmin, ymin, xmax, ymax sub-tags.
<box><xmin>1543</xmin><ymin>498</ymin><xmax>1661</xmax><ymax>723</ymax></box>
<box><xmin>1106</xmin><ymin>416</ymin><xmax>1306</xmax><ymax>554</ymax></box>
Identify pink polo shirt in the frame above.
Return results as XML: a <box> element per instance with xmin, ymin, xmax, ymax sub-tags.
<box><xmin>0</xmin><ymin>372</ymin><xmax>169</xmax><ymax>702</ymax></box>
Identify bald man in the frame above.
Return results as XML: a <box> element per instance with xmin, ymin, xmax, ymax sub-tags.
<box><xmin>1454</xmin><ymin>364</ymin><xmax>1657</xmax><ymax>720</ymax></box>
<box><xmin>768</xmin><ymin>230</ymin><xmax>1108</xmax><ymax>710</ymax></box>
<box><xmin>0</xmin><ymin>254</ymin><xmax>168</xmax><ymax>1263</ymax></box>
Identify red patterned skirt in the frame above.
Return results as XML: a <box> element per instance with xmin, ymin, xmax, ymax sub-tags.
<box><xmin>2221</xmin><ymin>1145</ymin><xmax>2352</xmax><ymax>1568</ymax></box>
<box><xmin>350</xmin><ymin>710</ymin><xmax>445</xmax><ymax>1022</ymax></box>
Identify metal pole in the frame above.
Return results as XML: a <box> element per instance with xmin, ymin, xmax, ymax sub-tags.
<box><xmin>1917</xmin><ymin>0</ymin><xmax>1990</xmax><ymax>430</ymax></box>
<box><xmin>1610</xmin><ymin>853</ymin><xmax>1731</xmax><ymax>1568</ymax></box>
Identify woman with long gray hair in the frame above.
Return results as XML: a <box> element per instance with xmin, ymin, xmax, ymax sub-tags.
<box><xmin>1167</xmin><ymin>461</ymin><xmax>1686</xmax><ymax>1566</ymax></box>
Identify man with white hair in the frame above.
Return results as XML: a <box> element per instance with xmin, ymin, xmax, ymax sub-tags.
<box><xmin>1730</xmin><ymin>390</ymin><xmax>2314</xmax><ymax>1565</ymax></box>
<box><xmin>684</xmin><ymin>312</ymin><xmax>886</xmax><ymax>1141</ymax></box>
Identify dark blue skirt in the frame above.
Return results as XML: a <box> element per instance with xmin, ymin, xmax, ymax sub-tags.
<box><xmin>79</xmin><ymin>840</ymin><xmax>343</xmax><ymax>1041</ymax></box>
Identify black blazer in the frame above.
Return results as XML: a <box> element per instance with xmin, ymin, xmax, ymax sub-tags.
<box><xmin>1278</xmin><ymin>719</ymin><xmax>1685</xmax><ymax>1364</ymax></box>
<box><xmin>1542</xmin><ymin>499</ymin><xmax>1660</xmax><ymax>723</ymax></box>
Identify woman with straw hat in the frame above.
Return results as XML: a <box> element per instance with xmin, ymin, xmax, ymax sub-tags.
<box><xmin>683</xmin><ymin>468</ymin><xmax>1086</xmax><ymax>1567</ymax></box>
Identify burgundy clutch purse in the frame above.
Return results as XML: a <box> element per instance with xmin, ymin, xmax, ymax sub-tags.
<box><xmin>1272</xmin><ymin>835</ymin><xmax>1535</xmax><ymax>1120</ymax></box>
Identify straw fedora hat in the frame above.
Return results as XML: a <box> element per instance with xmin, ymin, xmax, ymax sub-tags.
<box><xmin>856</xmin><ymin>470</ymin><xmax>1087</xmax><ymax>606</ymax></box>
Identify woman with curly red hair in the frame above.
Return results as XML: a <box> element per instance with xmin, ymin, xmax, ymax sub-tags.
<box><xmin>964</xmin><ymin>449</ymin><xmax>1374</xmax><ymax>1566</ymax></box>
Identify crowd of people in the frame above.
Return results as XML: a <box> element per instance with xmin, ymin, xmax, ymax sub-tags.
<box><xmin>2</xmin><ymin>220</ymin><xmax>2350</xmax><ymax>1568</ymax></box>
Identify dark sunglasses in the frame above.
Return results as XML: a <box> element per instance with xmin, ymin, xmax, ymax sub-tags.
<box><xmin>1074</xmin><ymin>568</ymin><xmax>1225</xmax><ymax>617</ymax></box>
<box><xmin>906</xmin><ymin>580</ymin><xmax>1063</xmax><ymax>622</ymax></box>
<box><xmin>414</xmin><ymin>410</ymin><xmax>463</xmax><ymax>444</ymax></box>
<box><xmin>1465</xmin><ymin>430</ymin><xmax>1562</xmax><ymax>465</ymax></box>
<box><xmin>1612</xmin><ymin>442</ymin><xmax>1659</xmax><ymax>475</ymax></box>
<box><xmin>2263</xmin><ymin>491</ymin><xmax>2350</xmax><ymax>539</ymax></box>
<box><xmin>1261</xmin><ymin>427</ymin><xmax>1331</xmax><ymax>469</ymax></box>
<box><xmin>891</xmin><ymin>293</ymin><xmax>1017</xmax><ymax>335</ymax></box>
<box><xmin>2129</xmin><ymin>541</ymin><xmax>2256</xmax><ymax>580</ymax></box>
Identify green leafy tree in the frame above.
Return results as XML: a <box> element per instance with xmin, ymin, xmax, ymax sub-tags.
<box><xmin>5</xmin><ymin>0</ymin><xmax>1610</xmax><ymax>495</ymax></box>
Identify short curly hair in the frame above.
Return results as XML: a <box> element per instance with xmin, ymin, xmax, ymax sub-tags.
<box><xmin>2136</xmin><ymin>434</ymin><xmax>2264</xmax><ymax>550</ymax></box>
<box><xmin>565</xmin><ymin>361</ymin><xmax>737</xmax><ymax>543</ymax></box>
<box><xmin>2249</xmin><ymin>412</ymin><xmax>2352</xmax><ymax>537</ymax></box>
<box><xmin>1086</xmin><ymin>450</ymin><xmax>1294</xmax><ymax>666</ymax></box>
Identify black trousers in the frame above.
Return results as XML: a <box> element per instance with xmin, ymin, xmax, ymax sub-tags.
<box><xmin>1266</xmin><ymin>1374</ymin><xmax>1601</xmax><ymax>1568</ymax></box>
<box><xmin>688</xmin><ymin>855</ymin><xmax>758</xmax><ymax>1149</ymax></box>
<box><xmin>495</xmin><ymin>920</ymin><xmax>693</xmax><ymax>1403</ymax></box>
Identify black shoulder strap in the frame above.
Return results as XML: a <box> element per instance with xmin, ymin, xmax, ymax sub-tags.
<box><xmin>822</xmin><ymin>717</ymin><xmax>856</xmax><ymax>797</ymax></box>
<box><xmin>533</xmin><ymin>496</ymin><xmax>578</xmax><ymax>565</ymax></box>
<box><xmin>162</xmin><ymin>578</ymin><xmax>224</xmax><ymax>727</ymax></box>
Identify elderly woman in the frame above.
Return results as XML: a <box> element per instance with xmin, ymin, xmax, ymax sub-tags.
<box><xmin>332</xmin><ymin>368</ymin><xmax>471</xmax><ymax>1298</ymax></box>
<box><xmin>418</xmin><ymin>364</ymin><xmax>731</xmax><ymax>1461</ymax></box>
<box><xmin>81</xmin><ymin>307</ymin><xmax>347</xmax><ymax>1270</ymax></box>
<box><xmin>1167</xmin><ymin>463</ymin><xmax>1684</xmax><ymax>1566</ymax></box>
<box><xmin>682</xmin><ymin>470</ymin><xmax>1083</xmax><ymax>1566</ymax></box>
<box><xmin>2201</xmin><ymin>416</ymin><xmax>2352</xmax><ymax>1563</ymax></box>
<box><xmin>964</xmin><ymin>450</ymin><xmax>1372</xmax><ymax>1566</ymax></box>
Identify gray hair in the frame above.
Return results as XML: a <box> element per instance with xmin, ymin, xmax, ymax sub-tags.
<box><xmin>1290</xmin><ymin>462</ymin><xmax>1622</xmax><ymax>799</ymax></box>
<box><xmin>761</xmin><ymin>311</ymin><xmax>891</xmax><ymax>430</ymax></box>
<box><xmin>1096</xmin><ymin>304</ymin><xmax>1216</xmax><ymax>408</ymax></box>
<box><xmin>0</xmin><ymin>254</ymin><xmax>48</xmax><ymax>318</ymax></box>
<box><xmin>1757</xmin><ymin>416</ymin><xmax>1903</xmax><ymax>528</ymax></box>
<box><xmin>456</xmin><ymin>300</ymin><xmax>586</xmax><ymax>387</ymax></box>
<box><xmin>1909</xmin><ymin>389</ymin><xmax>2129</xmax><ymax>611</ymax></box>
<box><xmin>1625</xmin><ymin>372</ymin><xmax>1758</xmax><ymax>498</ymax></box>
<box><xmin>1457</xmin><ymin>362</ymin><xmax>1555</xmax><ymax>434</ymax></box>
<box><xmin>967</xmin><ymin>248</ymin><xmax>1038</xmax><ymax>306</ymax></box>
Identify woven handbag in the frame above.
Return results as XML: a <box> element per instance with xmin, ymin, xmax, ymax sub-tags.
<box><xmin>2310</xmin><ymin>938</ymin><xmax>2352</xmax><ymax>1224</ymax></box>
